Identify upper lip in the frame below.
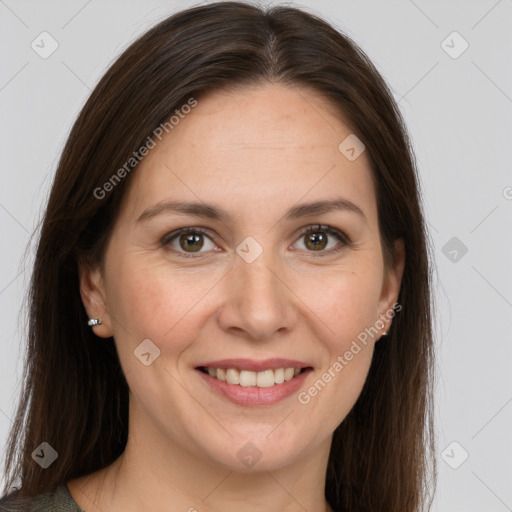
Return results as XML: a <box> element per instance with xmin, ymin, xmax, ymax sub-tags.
<box><xmin>196</xmin><ymin>358</ymin><xmax>311</xmax><ymax>372</ymax></box>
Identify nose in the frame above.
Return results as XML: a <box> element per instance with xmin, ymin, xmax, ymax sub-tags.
<box><xmin>217</xmin><ymin>245</ymin><xmax>297</xmax><ymax>341</ymax></box>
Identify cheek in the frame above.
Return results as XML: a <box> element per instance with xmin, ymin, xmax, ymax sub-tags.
<box><xmin>295</xmin><ymin>264</ymin><xmax>382</xmax><ymax>341</ymax></box>
<box><xmin>295</xmin><ymin>265</ymin><xmax>380</xmax><ymax>397</ymax></box>
<box><xmin>106</xmin><ymin>255</ymin><xmax>218</xmax><ymax>349</ymax></box>
<box><xmin>108</xmin><ymin>266</ymin><xmax>171</xmax><ymax>335</ymax></box>
<box><xmin>295</xmin><ymin>270</ymin><xmax>379</xmax><ymax>426</ymax></box>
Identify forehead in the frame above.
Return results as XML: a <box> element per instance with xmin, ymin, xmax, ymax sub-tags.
<box><xmin>120</xmin><ymin>83</ymin><xmax>377</xmax><ymax>226</ymax></box>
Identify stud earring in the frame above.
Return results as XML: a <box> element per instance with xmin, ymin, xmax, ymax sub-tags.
<box><xmin>87</xmin><ymin>318</ymin><xmax>102</xmax><ymax>327</ymax></box>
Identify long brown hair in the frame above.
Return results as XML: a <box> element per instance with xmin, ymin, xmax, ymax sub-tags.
<box><xmin>2</xmin><ymin>2</ymin><xmax>436</xmax><ymax>510</ymax></box>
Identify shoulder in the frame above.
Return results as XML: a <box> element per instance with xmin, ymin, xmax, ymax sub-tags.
<box><xmin>0</xmin><ymin>484</ymin><xmax>84</xmax><ymax>512</ymax></box>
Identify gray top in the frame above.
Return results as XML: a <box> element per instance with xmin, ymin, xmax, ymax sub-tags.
<box><xmin>0</xmin><ymin>484</ymin><xmax>84</xmax><ymax>511</ymax></box>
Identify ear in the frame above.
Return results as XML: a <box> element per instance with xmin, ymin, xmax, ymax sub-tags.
<box><xmin>78</xmin><ymin>258</ymin><xmax>113</xmax><ymax>338</ymax></box>
<box><xmin>377</xmin><ymin>238</ymin><xmax>405</xmax><ymax>331</ymax></box>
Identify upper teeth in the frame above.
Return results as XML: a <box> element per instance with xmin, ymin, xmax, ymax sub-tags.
<box><xmin>205</xmin><ymin>367</ymin><xmax>302</xmax><ymax>387</ymax></box>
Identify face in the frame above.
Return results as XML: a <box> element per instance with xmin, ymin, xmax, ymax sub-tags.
<box><xmin>80</xmin><ymin>83</ymin><xmax>404</xmax><ymax>472</ymax></box>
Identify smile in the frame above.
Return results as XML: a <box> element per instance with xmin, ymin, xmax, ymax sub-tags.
<box><xmin>195</xmin><ymin>365</ymin><xmax>313</xmax><ymax>406</ymax></box>
<box><xmin>197</xmin><ymin>366</ymin><xmax>308</xmax><ymax>388</ymax></box>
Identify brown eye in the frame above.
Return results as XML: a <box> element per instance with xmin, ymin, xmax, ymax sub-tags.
<box><xmin>162</xmin><ymin>228</ymin><xmax>217</xmax><ymax>257</ymax></box>
<box><xmin>294</xmin><ymin>225</ymin><xmax>350</xmax><ymax>256</ymax></box>
<box><xmin>304</xmin><ymin>231</ymin><xmax>328</xmax><ymax>251</ymax></box>
<box><xmin>178</xmin><ymin>232</ymin><xmax>204</xmax><ymax>252</ymax></box>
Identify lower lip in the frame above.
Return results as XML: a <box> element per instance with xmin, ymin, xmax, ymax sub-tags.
<box><xmin>196</xmin><ymin>368</ymin><xmax>312</xmax><ymax>406</ymax></box>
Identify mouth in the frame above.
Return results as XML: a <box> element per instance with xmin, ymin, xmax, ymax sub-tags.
<box><xmin>196</xmin><ymin>365</ymin><xmax>311</xmax><ymax>388</ymax></box>
<box><xmin>195</xmin><ymin>364</ymin><xmax>313</xmax><ymax>406</ymax></box>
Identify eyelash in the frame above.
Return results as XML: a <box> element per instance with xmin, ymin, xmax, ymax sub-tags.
<box><xmin>160</xmin><ymin>224</ymin><xmax>351</xmax><ymax>259</ymax></box>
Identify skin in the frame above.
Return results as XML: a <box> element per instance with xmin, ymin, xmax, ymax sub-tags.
<box><xmin>69</xmin><ymin>83</ymin><xmax>405</xmax><ymax>512</ymax></box>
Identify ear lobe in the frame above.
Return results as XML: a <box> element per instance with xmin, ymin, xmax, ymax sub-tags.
<box><xmin>78</xmin><ymin>258</ymin><xmax>113</xmax><ymax>338</ymax></box>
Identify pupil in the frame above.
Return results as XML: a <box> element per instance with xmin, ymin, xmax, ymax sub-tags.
<box><xmin>308</xmin><ymin>232</ymin><xmax>326</xmax><ymax>251</ymax></box>
<box><xmin>181</xmin><ymin>233</ymin><xmax>203</xmax><ymax>252</ymax></box>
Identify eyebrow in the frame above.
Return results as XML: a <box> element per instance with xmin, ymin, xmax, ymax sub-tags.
<box><xmin>136</xmin><ymin>197</ymin><xmax>368</xmax><ymax>225</ymax></box>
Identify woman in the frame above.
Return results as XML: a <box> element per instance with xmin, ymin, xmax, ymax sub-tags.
<box><xmin>0</xmin><ymin>1</ymin><xmax>436</xmax><ymax>511</ymax></box>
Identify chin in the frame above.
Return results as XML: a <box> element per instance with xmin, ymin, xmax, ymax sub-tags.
<box><xmin>194</xmin><ymin>427</ymin><xmax>312</xmax><ymax>472</ymax></box>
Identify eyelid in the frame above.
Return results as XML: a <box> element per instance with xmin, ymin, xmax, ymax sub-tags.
<box><xmin>295</xmin><ymin>224</ymin><xmax>351</xmax><ymax>244</ymax></box>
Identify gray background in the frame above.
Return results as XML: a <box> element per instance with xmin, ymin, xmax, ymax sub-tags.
<box><xmin>1</xmin><ymin>0</ymin><xmax>511</xmax><ymax>510</ymax></box>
